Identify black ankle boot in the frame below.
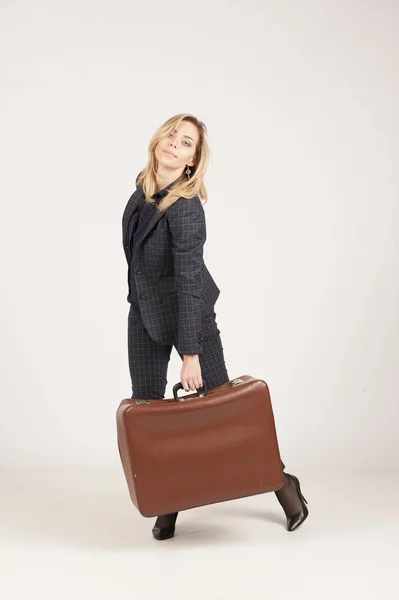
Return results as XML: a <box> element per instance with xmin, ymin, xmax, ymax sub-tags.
<box><xmin>275</xmin><ymin>472</ymin><xmax>309</xmax><ymax>532</ymax></box>
<box><xmin>152</xmin><ymin>512</ymin><xmax>178</xmax><ymax>540</ymax></box>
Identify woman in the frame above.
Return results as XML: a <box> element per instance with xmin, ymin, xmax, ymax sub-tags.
<box><xmin>122</xmin><ymin>113</ymin><xmax>309</xmax><ymax>540</ymax></box>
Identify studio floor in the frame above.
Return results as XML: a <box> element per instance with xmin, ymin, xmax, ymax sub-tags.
<box><xmin>0</xmin><ymin>467</ymin><xmax>397</xmax><ymax>599</ymax></box>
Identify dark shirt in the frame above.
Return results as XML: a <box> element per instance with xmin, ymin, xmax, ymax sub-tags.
<box><xmin>127</xmin><ymin>175</ymin><xmax>182</xmax><ymax>330</ymax></box>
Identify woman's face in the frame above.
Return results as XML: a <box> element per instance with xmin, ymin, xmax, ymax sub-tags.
<box><xmin>155</xmin><ymin>121</ymin><xmax>199</xmax><ymax>173</ymax></box>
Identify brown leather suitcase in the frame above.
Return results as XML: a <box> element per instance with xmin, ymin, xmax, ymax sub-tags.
<box><xmin>116</xmin><ymin>375</ymin><xmax>284</xmax><ymax>517</ymax></box>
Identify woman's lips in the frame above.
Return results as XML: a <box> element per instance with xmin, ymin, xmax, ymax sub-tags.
<box><xmin>163</xmin><ymin>150</ymin><xmax>176</xmax><ymax>157</ymax></box>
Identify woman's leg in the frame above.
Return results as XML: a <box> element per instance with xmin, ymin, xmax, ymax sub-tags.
<box><xmin>128</xmin><ymin>305</ymin><xmax>172</xmax><ymax>400</ymax></box>
<box><xmin>177</xmin><ymin>310</ymin><xmax>308</xmax><ymax>530</ymax></box>
<box><xmin>127</xmin><ymin>306</ymin><xmax>178</xmax><ymax>539</ymax></box>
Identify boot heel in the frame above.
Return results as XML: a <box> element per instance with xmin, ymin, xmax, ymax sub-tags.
<box><xmin>152</xmin><ymin>512</ymin><xmax>178</xmax><ymax>540</ymax></box>
<box><xmin>283</xmin><ymin>472</ymin><xmax>309</xmax><ymax>532</ymax></box>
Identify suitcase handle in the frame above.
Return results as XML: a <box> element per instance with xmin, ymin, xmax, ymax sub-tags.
<box><xmin>172</xmin><ymin>380</ymin><xmax>208</xmax><ymax>402</ymax></box>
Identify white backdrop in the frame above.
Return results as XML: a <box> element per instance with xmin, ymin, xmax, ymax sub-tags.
<box><xmin>0</xmin><ymin>0</ymin><xmax>398</xmax><ymax>470</ymax></box>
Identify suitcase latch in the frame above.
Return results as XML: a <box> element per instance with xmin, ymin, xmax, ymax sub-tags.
<box><xmin>230</xmin><ymin>378</ymin><xmax>244</xmax><ymax>386</ymax></box>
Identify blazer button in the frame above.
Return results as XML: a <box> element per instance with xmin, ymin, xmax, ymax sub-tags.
<box><xmin>135</xmin><ymin>269</ymin><xmax>143</xmax><ymax>274</ymax></box>
<box><xmin>139</xmin><ymin>295</ymin><xmax>146</xmax><ymax>300</ymax></box>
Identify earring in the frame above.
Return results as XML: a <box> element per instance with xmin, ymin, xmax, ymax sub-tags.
<box><xmin>185</xmin><ymin>165</ymin><xmax>191</xmax><ymax>178</ymax></box>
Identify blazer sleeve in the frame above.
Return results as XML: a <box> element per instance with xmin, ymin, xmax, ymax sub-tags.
<box><xmin>166</xmin><ymin>196</ymin><xmax>206</xmax><ymax>356</ymax></box>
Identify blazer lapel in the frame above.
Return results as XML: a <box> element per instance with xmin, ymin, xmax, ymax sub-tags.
<box><xmin>122</xmin><ymin>187</ymin><xmax>166</xmax><ymax>258</ymax></box>
<box><xmin>134</xmin><ymin>205</ymin><xmax>164</xmax><ymax>247</ymax></box>
<box><xmin>122</xmin><ymin>190</ymin><xmax>144</xmax><ymax>253</ymax></box>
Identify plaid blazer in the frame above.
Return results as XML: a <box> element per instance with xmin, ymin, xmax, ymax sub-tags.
<box><xmin>122</xmin><ymin>176</ymin><xmax>221</xmax><ymax>355</ymax></box>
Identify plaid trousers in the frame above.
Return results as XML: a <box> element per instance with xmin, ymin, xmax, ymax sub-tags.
<box><xmin>127</xmin><ymin>306</ymin><xmax>286</xmax><ymax>470</ymax></box>
<box><xmin>128</xmin><ymin>307</ymin><xmax>230</xmax><ymax>399</ymax></box>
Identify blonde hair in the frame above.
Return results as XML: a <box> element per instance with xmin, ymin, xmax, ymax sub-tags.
<box><xmin>136</xmin><ymin>113</ymin><xmax>210</xmax><ymax>212</ymax></box>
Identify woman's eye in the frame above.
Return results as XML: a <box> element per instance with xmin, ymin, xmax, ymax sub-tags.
<box><xmin>167</xmin><ymin>133</ymin><xmax>190</xmax><ymax>146</ymax></box>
